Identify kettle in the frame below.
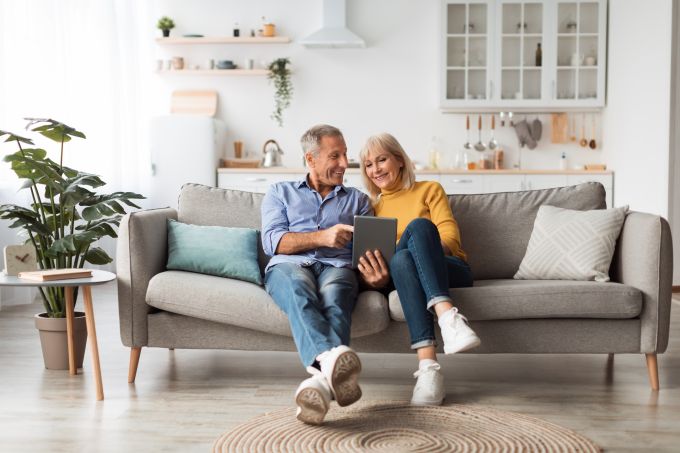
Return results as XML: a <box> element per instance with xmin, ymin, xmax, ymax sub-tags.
<box><xmin>262</xmin><ymin>139</ymin><xmax>284</xmax><ymax>167</ymax></box>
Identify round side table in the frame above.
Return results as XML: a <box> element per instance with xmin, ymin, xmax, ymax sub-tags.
<box><xmin>0</xmin><ymin>269</ymin><xmax>116</xmax><ymax>401</ymax></box>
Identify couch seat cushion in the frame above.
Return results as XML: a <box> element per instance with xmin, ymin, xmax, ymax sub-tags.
<box><xmin>147</xmin><ymin>271</ymin><xmax>389</xmax><ymax>338</ymax></box>
<box><xmin>388</xmin><ymin>279</ymin><xmax>642</xmax><ymax>322</ymax></box>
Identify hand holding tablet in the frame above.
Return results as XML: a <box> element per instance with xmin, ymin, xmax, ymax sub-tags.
<box><xmin>351</xmin><ymin>216</ymin><xmax>397</xmax><ymax>268</ymax></box>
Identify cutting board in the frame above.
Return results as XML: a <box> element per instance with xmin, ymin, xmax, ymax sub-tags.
<box><xmin>551</xmin><ymin>113</ymin><xmax>568</xmax><ymax>143</ymax></box>
<box><xmin>170</xmin><ymin>90</ymin><xmax>218</xmax><ymax>116</ymax></box>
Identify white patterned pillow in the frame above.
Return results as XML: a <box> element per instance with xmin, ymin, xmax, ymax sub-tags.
<box><xmin>514</xmin><ymin>205</ymin><xmax>627</xmax><ymax>282</ymax></box>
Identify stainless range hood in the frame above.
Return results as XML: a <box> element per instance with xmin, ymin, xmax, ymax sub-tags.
<box><xmin>300</xmin><ymin>0</ymin><xmax>366</xmax><ymax>48</ymax></box>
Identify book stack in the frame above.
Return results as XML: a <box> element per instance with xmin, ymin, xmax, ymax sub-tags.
<box><xmin>18</xmin><ymin>269</ymin><xmax>93</xmax><ymax>282</ymax></box>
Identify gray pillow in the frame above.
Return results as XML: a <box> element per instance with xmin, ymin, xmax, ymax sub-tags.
<box><xmin>514</xmin><ymin>205</ymin><xmax>627</xmax><ymax>282</ymax></box>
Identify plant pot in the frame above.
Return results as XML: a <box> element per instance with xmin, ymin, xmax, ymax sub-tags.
<box><xmin>162</xmin><ymin>29</ymin><xmax>170</xmax><ymax>37</ymax></box>
<box><xmin>34</xmin><ymin>312</ymin><xmax>87</xmax><ymax>370</ymax></box>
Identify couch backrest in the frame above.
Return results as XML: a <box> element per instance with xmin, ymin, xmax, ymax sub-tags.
<box><xmin>178</xmin><ymin>182</ymin><xmax>606</xmax><ymax>280</ymax></box>
<box><xmin>449</xmin><ymin>182</ymin><xmax>606</xmax><ymax>279</ymax></box>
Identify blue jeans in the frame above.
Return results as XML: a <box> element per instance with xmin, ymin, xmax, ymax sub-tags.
<box><xmin>389</xmin><ymin>218</ymin><xmax>473</xmax><ymax>349</ymax></box>
<box><xmin>265</xmin><ymin>262</ymin><xmax>358</xmax><ymax>366</ymax></box>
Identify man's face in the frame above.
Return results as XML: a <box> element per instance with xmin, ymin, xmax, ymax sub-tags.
<box><xmin>307</xmin><ymin>135</ymin><xmax>349</xmax><ymax>188</ymax></box>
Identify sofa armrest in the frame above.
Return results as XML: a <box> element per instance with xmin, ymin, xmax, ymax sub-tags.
<box><xmin>117</xmin><ymin>208</ymin><xmax>178</xmax><ymax>347</ymax></box>
<box><xmin>611</xmin><ymin>211</ymin><xmax>673</xmax><ymax>353</ymax></box>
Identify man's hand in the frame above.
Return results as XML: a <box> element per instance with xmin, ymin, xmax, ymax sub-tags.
<box><xmin>358</xmin><ymin>249</ymin><xmax>390</xmax><ymax>289</ymax></box>
<box><xmin>320</xmin><ymin>224</ymin><xmax>354</xmax><ymax>248</ymax></box>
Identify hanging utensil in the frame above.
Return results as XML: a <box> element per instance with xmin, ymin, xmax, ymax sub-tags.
<box><xmin>474</xmin><ymin>115</ymin><xmax>487</xmax><ymax>152</ymax></box>
<box><xmin>500</xmin><ymin>111</ymin><xmax>506</xmax><ymax>127</ymax></box>
<box><xmin>508</xmin><ymin>111</ymin><xmax>514</xmax><ymax>127</ymax></box>
<box><xmin>488</xmin><ymin>114</ymin><xmax>498</xmax><ymax>150</ymax></box>
<box><xmin>579</xmin><ymin>114</ymin><xmax>588</xmax><ymax>147</ymax></box>
<box><xmin>569</xmin><ymin>113</ymin><xmax>576</xmax><ymax>142</ymax></box>
<box><xmin>463</xmin><ymin>115</ymin><xmax>473</xmax><ymax>150</ymax></box>
<box><xmin>589</xmin><ymin>115</ymin><xmax>597</xmax><ymax>149</ymax></box>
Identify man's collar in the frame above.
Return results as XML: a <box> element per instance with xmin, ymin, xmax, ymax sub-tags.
<box><xmin>297</xmin><ymin>174</ymin><xmax>347</xmax><ymax>194</ymax></box>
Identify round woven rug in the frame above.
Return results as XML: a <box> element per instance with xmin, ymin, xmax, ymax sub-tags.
<box><xmin>214</xmin><ymin>401</ymin><xmax>600</xmax><ymax>452</ymax></box>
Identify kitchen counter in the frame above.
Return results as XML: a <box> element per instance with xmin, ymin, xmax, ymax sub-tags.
<box><xmin>217</xmin><ymin>167</ymin><xmax>612</xmax><ymax>175</ymax></box>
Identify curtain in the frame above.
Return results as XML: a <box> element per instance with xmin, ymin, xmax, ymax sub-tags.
<box><xmin>0</xmin><ymin>1</ymin><xmax>155</xmax><ymax>284</ymax></box>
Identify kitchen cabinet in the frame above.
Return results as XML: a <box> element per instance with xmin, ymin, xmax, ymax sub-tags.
<box><xmin>441</xmin><ymin>0</ymin><xmax>607</xmax><ymax>111</ymax></box>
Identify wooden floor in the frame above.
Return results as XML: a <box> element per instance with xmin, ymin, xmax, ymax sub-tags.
<box><xmin>0</xmin><ymin>284</ymin><xmax>678</xmax><ymax>452</ymax></box>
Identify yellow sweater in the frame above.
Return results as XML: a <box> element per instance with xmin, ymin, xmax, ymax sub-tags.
<box><xmin>375</xmin><ymin>180</ymin><xmax>467</xmax><ymax>261</ymax></box>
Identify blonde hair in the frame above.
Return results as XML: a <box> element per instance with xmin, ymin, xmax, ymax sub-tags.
<box><xmin>359</xmin><ymin>133</ymin><xmax>416</xmax><ymax>200</ymax></box>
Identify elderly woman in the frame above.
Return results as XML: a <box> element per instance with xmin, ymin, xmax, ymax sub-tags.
<box><xmin>357</xmin><ymin>133</ymin><xmax>480</xmax><ymax>406</ymax></box>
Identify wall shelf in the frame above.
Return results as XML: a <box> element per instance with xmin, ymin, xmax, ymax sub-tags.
<box><xmin>156</xmin><ymin>69</ymin><xmax>269</xmax><ymax>76</ymax></box>
<box><xmin>156</xmin><ymin>36</ymin><xmax>291</xmax><ymax>45</ymax></box>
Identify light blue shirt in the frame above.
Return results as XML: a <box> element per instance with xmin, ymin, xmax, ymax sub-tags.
<box><xmin>261</xmin><ymin>176</ymin><xmax>372</xmax><ymax>271</ymax></box>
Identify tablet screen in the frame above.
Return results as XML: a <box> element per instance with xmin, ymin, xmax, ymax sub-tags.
<box><xmin>351</xmin><ymin>216</ymin><xmax>397</xmax><ymax>268</ymax></box>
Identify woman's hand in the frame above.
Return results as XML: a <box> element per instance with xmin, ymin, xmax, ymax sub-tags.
<box><xmin>358</xmin><ymin>249</ymin><xmax>390</xmax><ymax>289</ymax></box>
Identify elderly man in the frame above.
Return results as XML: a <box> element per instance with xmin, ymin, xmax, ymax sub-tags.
<box><xmin>261</xmin><ymin>124</ymin><xmax>372</xmax><ymax>425</ymax></box>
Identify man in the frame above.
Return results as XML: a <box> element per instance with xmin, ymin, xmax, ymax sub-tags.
<box><xmin>261</xmin><ymin>124</ymin><xmax>372</xmax><ymax>425</ymax></box>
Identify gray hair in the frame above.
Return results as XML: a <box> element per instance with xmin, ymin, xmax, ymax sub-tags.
<box><xmin>300</xmin><ymin>124</ymin><xmax>344</xmax><ymax>157</ymax></box>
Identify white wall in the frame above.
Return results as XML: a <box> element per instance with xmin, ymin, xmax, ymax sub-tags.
<box><xmin>602</xmin><ymin>0</ymin><xmax>673</xmax><ymax>216</ymax></box>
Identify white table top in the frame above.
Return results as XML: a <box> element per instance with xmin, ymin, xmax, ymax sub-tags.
<box><xmin>0</xmin><ymin>269</ymin><xmax>116</xmax><ymax>287</ymax></box>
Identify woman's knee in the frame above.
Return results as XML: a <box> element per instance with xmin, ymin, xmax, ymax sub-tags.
<box><xmin>390</xmin><ymin>249</ymin><xmax>415</xmax><ymax>275</ymax></box>
<box><xmin>405</xmin><ymin>217</ymin><xmax>438</xmax><ymax>237</ymax></box>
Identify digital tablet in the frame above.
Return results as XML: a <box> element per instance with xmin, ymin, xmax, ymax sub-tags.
<box><xmin>351</xmin><ymin>216</ymin><xmax>397</xmax><ymax>268</ymax></box>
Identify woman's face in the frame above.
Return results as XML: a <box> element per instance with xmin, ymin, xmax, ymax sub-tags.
<box><xmin>363</xmin><ymin>149</ymin><xmax>403</xmax><ymax>191</ymax></box>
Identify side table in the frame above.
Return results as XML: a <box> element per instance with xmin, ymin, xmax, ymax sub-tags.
<box><xmin>0</xmin><ymin>269</ymin><xmax>116</xmax><ymax>400</ymax></box>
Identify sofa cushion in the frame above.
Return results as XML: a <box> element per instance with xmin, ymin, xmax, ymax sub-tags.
<box><xmin>146</xmin><ymin>270</ymin><xmax>389</xmax><ymax>338</ymax></box>
<box><xmin>177</xmin><ymin>184</ymin><xmax>270</xmax><ymax>272</ymax></box>
<box><xmin>388</xmin><ymin>279</ymin><xmax>642</xmax><ymax>322</ymax></box>
<box><xmin>514</xmin><ymin>205</ymin><xmax>627</xmax><ymax>282</ymax></box>
<box><xmin>449</xmin><ymin>182</ymin><xmax>607</xmax><ymax>280</ymax></box>
<box><xmin>166</xmin><ymin>220</ymin><xmax>262</xmax><ymax>285</ymax></box>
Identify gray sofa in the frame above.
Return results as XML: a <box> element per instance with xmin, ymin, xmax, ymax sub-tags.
<box><xmin>117</xmin><ymin>182</ymin><xmax>673</xmax><ymax>389</ymax></box>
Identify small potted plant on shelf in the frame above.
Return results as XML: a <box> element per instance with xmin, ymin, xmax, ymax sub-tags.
<box><xmin>0</xmin><ymin>118</ymin><xmax>144</xmax><ymax>370</ymax></box>
<box><xmin>157</xmin><ymin>16</ymin><xmax>175</xmax><ymax>37</ymax></box>
<box><xmin>268</xmin><ymin>58</ymin><xmax>293</xmax><ymax>127</ymax></box>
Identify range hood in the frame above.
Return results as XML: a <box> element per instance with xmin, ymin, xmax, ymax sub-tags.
<box><xmin>300</xmin><ymin>0</ymin><xmax>365</xmax><ymax>48</ymax></box>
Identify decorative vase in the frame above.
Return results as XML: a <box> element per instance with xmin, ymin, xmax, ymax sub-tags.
<box><xmin>162</xmin><ymin>29</ymin><xmax>170</xmax><ymax>38</ymax></box>
<box><xmin>34</xmin><ymin>312</ymin><xmax>87</xmax><ymax>370</ymax></box>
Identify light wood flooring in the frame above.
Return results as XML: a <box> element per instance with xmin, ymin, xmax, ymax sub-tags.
<box><xmin>0</xmin><ymin>284</ymin><xmax>678</xmax><ymax>452</ymax></box>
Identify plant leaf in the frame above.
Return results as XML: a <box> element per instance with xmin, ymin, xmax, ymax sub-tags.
<box><xmin>85</xmin><ymin>247</ymin><xmax>112</xmax><ymax>265</ymax></box>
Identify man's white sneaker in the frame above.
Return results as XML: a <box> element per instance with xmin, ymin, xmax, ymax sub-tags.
<box><xmin>411</xmin><ymin>362</ymin><xmax>445</xmax><ymax>406</ymax></box>
<box><xmin>317</xmin><ymin>345</ymin><xmax>362</xmax><ymax>407</ymax></box>
<box><xmin>294</xmin><ymin>373</ymin><xmax>331</xmax><ymax>425</ymax></box>
<box><xmin>439</xmin><ymin>308</ymin><xmax>481</xmax><ymax>354</ymax></box>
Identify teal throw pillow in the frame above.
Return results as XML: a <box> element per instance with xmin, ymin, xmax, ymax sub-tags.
<box><xmin>166</xmin><ymin>219</ymin><xmax>262</xmax><ymax>285</ymax></box>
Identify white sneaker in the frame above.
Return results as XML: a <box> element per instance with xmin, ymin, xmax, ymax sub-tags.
<box><xmin>439</xmin><ymin>308</ymin><xmax>481</xmax><ymax>354</ymax></box>
<box><xmin>295</xmin><ymin>373</ymin><xmax>331</xmax><ymax>425</ymax></box>
<box><xmin>411</xmin><ymin>362</ymin><xmax>445</xmax><ymax>406</ymax></box>
<box><xmin>317</xmin><ymin>345</ymin><xmax>362</xmax><ymax>407</ymax></box>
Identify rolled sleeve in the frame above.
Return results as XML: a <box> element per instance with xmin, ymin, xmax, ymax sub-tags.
<box><xmin>261</xmin><ymin>187</ymin><xmax>289</xmax><ymax>257</ymax></box>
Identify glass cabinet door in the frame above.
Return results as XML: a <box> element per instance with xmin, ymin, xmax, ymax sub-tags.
<box><xmin>500</xmin><ymin>2</ymin><xmax>543</xmax><ymax>101</ymax></box>
<box><xmin>445</xmin><ymin>1</ymin><xmax>489</xmax><ymax>101</ymax></box>
<box><xmin>556</xmin><ymin>1</ymin><xmax>601</xmax><ymax>101</ymax></box>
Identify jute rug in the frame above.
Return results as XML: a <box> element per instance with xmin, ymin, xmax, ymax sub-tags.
<box><xmin>213</xmin><ymin>401</ymin><xmax>601</xmax><ymax>452</ymax></box>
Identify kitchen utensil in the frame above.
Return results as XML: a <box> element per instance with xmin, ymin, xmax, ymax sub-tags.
<box><xmin>508</xmin><ymin>111</ymin><xmax>514</xmax><ymax>127</ymax></box>
<box><xmin>579</xmin><ymin>114</ymin><xmax>588</xmax><ymax>147</ymax></box>
<box><xmin>569</xmin><ymin>113</ymin><xmax>576</xmax><ymax>142</ymax></box>
<box><xmin>488</xmin><ymin>114</ymin><xmax>498</xmax><ymax>150</ymax></box>
<box><xmin>530</xmin><ymin>117</ymin><xmax>542</xmax><ymax>141</ymax></box>
<box><xmin>550</xmin><ymin>113</ymin><xmax>568</xmax><ymax>143</ymax></box>
<box><xmin>500</xmin><ymin>111</ymin><xmax>506</xmax><ymax>127</ymax></box>
<box><xmin>262</xmin><ymin>139</ymin><xmax>284</xmax><ymax>167</ymax></box>
<box><xmin>463</xmin><ymin>115</ymin><xmax>473</xmax><ymax>150</ymax></box>
<box><xmin>474</xmin><ymin>115</ymin><xmax>486</xmax><ymax>152</ymax></box>
<box><xmin>589</xmin><ymin>115</ymin><xmax>597</xmax><ymax>149</ymax></box>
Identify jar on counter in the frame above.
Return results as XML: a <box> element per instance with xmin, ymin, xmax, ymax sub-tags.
<box><xmin>494</xmin><ymin>149</ymin><xmax>504</xmax><ymax>169</ymax></box>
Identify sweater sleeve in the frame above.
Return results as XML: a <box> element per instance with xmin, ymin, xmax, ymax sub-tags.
<box><xmin>426</xmin><ymin>183</ymin><xmax>466</xmax><ymax>261</ymax></box>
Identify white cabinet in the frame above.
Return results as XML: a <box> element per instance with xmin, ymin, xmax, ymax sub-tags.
<box><xmin>524</xmin><ymin>174</ymin><xmax>568</xmax><ymax>190</ymax></box>
<box><xmin>217</xmin><ymin>172</ymin><xmax>300</xmax><ymax>193</ymax></box>
<box><xmin>439</xmin><ymin>175</ymin><xmax>485</xmax><ymax>194</ymax></box>
<box><xmin>441</xmin><ymin>0</ymin><xmax>607</xmax><ymax>111</ymax></box>
<box><xmin>483</xmin><ymin>174</ymin><xmax>524</xmax><ymax>192</ymax></box>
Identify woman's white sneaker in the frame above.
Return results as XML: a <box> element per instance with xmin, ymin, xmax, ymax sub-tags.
<box><xmin>410</xmin><ymin>362</ymin><xmax>445</xmax><ymax>406</ymax></box>
<box><xmin>439</xmin><ymin>308</ymin><xmax>481</xmax><ymax>354</ymax></box>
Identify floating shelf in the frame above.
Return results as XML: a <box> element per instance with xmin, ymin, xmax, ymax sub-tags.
<box><xmin>156</xmin><ymin>36</ymin><xmax>291</xmax><ymax>45</ymax></box>
<box><xmin>156</xmin><ymin>69</ymin><xmax>269</xmax><ymax>76</ymax></box>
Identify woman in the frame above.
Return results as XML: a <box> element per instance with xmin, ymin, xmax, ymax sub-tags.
<box><xmin>357</xmin><ymin>133</ymin><xmax>480</xmax><ymax>406</ymax></box>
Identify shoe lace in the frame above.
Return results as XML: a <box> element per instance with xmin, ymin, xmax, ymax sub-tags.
<box><xmin>413</xmin><ymin>362</ymin><xmax>441</xmax><ymax>379</ymax></box>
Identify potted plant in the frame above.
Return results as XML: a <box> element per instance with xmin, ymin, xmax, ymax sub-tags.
<box><xmin>268</xmin><ymin>58</ymin><xmax>293</xmax><ymax>127</ymax></box>
<box><xmin>157</xmin><ymin>16</ymin><xmax>175</xmax><ymax>38</ymax></box>
<box><xmin>0</xmin><ymin>118</ymin><xmax>144</xmax><ymax>369</ymax></box>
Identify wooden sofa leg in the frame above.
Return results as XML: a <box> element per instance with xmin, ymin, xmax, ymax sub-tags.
<box><xmin>645</xmin><ymin>353</ymin><xmax>659</xmax><ymax>391</ymax></box>
<box><xmin>128</xmin><ymin>347</ymin><xmax>142</xmax><ymax>383</ymax></box>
